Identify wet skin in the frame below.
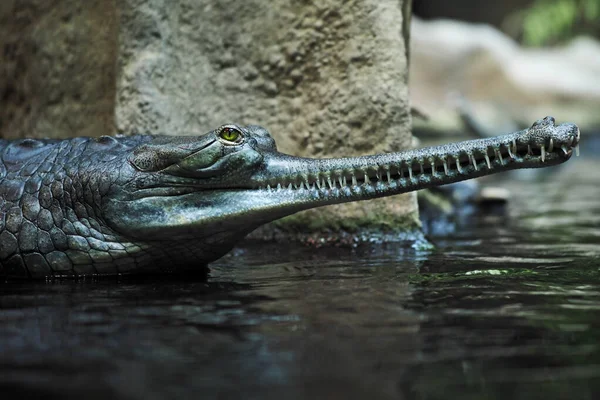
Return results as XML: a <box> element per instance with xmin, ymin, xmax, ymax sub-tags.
<box><xmin>0</xmin><ymin>116</ymin><xmax>580</xmax><ymax>278</ymax></box>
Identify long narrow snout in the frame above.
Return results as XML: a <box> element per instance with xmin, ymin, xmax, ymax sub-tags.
<box><xmin>106</xmin><ymin>116</ymin><xmax>580</xmax><ymax>243</ymax></box>
<box><xmin>245</xmin><ymin>117</ymin><xmax>579</xmax><ymax>209</ymax></box>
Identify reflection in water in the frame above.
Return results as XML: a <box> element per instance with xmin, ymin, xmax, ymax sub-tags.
<box><xmin>1</xmin><ymin>158</ymin><xmax>599</xmax><ymax>399</ymax></box>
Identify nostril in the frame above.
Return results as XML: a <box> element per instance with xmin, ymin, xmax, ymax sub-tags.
<box><xmin>532</xmin><ymin>116</ymin><xmax>556</xmax><ymax>129</ymax></box>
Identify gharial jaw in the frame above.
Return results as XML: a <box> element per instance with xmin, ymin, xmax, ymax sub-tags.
<box><xmin>108</xmin><ymin>116</ymin><xmax>579</xmax><ymax>246</ymax></box>
<box><xmin>232</xmin><ymin>116</ymin><xmax>580</xmax><ymax>218</ymax></box>
<box><xmin>113</xmin><ymin>116</ymin><xmax>579</xmax><ymax>254</ymax></box>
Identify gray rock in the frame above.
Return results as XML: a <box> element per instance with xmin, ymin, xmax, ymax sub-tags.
<box><xmin>0</xmin><ymin>0</ymin><xmax>117</xmax><ymax>139</ymax></box>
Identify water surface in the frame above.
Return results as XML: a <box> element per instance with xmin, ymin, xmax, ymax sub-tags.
<box><xmin>1</xmin><ymin>157</ymin><xmax>599</xmax><ymax>400</ymax></box>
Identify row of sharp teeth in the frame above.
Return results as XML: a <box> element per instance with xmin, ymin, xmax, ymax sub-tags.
<box><xmin>540</xmin><ymin>137</ymin><xmax>579</xmax><ymax>162</ymax></box>
<box><xmin>257</xmin><ymin>139</ymin><xmax>578</xmax><ymax>191</ymax></box>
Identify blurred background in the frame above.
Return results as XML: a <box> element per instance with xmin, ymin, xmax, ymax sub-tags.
<box><xmin>410</xmin><ymin>0</ymin><xmax>600</xmax><ymax>140</ymax></box>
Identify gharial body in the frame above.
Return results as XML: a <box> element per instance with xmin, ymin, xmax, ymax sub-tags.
<box><xmin>0</xmin><ymin>116</ymin><xmax>580</xmax><ymax>279</ymax></box>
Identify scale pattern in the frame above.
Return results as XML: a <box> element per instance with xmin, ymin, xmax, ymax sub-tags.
<box><xmin>0</xmin><ymin>136</ymin><xmax>151</xmax><ymax>277</ymax></box>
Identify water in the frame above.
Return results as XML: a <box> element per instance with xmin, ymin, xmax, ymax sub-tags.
<box><xmin>1</xmin><ymin>157</ymin><xmax>599</xmax><ymax>400</ymax></box>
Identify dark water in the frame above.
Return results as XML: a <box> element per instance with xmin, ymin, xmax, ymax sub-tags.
<box><xmin>1</xmin><ymin>157</ymin><xmax>599</xmax><ymax>400</ymax></box>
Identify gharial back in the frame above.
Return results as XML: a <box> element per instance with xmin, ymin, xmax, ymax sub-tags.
<box><xmin>0</xmin><ymin>135</ymin><xmax>152</xmax><ymax>278</ymax></box>
<box><xmin>0</xmin><ymin>135</ymin><xmax>149</xmax><ymax>179</ymax></box>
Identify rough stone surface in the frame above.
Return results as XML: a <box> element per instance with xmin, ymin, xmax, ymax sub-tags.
<box><xmin>0</xmin><ymin>0</ymin><xmax>117</xmax><ymax>139</ymax></box>
<box><xmin>117</xmin><ymin>0</ymin><xmax>413</xmax><ymax>155</ymax></box>
<box><xmin>116</xmin><ymin>0</ymin><xmax>417</xmax><ymax>233</ymax></box>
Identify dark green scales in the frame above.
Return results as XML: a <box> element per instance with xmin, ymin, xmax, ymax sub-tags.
<box><xmin>0</xmin><ymin>117</ymin><xmax>580</xmax><ymax>278</ymax></box>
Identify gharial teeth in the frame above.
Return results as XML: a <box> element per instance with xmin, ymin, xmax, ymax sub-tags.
<box><xmin>541</xmin><ymin>145</ymin><xmax>545</xmax><ymax>162</ymax></box>
<box><xmin>443</xmin><ymin>160</ymin><xmax>449</xmax><ymax>175</ymax></box>
<box><xmin>386</xmin><ymin>170</ymin><xmax>391</xmax><ymax>183</ymax></box>
<box><xmin>471</xmin><ymin>154</ymin><xmax>478</xmax><ymax>171</ymax></box>
<box><xmin>352</xmin><ymin>175</ymin><xmax>358</xmax><ymax>186</ymax></box>
<box><xmin>456</xmin><ymin>158</ymin><xmax>463</xmax><ymax>173</ymax></box>
<box><xmin>562</xmin><ymin>146</ymin><xmax>568</xmax><ymax>155</ymax></box>
<box><xmin>408</xmin><ymin>167</ymin><xmax>413</xmax><ymax>180</ymax></box>
<box><xmin>338</xmin><ymin>177</ymin><xmax>344</xmax><ymax>187</ymax></box>
<box><xmin>485</xmin><ymin>154</ymin><xmax>492</xmax><ymax>169</ymax></box>
<box><xmin>327</xmin><ymin>177</ymin><xmax>334</xmax><ymax>189</ymax></box>
<box><xmin>527</xmin><ymin>145</ymin><xmax>533</xmax><ymax>155</ymax></box>
<box><xmin>576</xmin><ymin>144</ymin><xmax>580</xmax><ymax>157</ymax></box>
<box><xmin>288</xmin><ymin>183</ymin><xmax>293</xmax><ymax>190</ymax></box>
<box><xmin>496</xmin><ymin>150</ymin><xmax>503</xmax><ymax>165</ymax></box>
<box><xmin>364</xmin><ymin>173</ymin><xmax>370</xmax><ymax>184</ymax></box>
<box><xmin>548</xmin><ymin>138</ymin><xmax>554</xmax><ymax>152</ymax></box>
<box><xmin>507</xmin><ymin>144</ymin><xmax>515</xmax><ymax>159</ymax></box>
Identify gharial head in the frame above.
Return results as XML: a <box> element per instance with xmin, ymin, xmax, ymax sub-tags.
<box><xmin>103</xmin><ymin>124</ymin><xmax>285</xmax><ymax>244</ymax></box>
<box><xmin>100</xmin><ymin>116</ymin><xmax>579</xmax><ymax>261</ymax></box>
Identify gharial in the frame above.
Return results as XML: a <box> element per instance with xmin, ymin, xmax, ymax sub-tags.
<box><xmin>0</xmin><ymin>116</ymin><xmax>580</xmax><ymax>279</ymax></box>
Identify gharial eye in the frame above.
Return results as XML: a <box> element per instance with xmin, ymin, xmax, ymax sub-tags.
<box><xmin>217</xmin><ymin>125</ymin><xmax>243</xmax><ymax>143</ymax></box>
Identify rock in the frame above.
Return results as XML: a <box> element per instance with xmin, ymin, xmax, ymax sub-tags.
<box><xmin>0</xmin><ymin>0</ymin><xmax>117</xmax><ymax>139</ymax></box>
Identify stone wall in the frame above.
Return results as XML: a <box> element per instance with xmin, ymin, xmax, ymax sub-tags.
<box><xmin>0</xmin><ymin>0</ymin><xmax>418</xmax><ymax>237</ymax></box>
<box><xmin>116</xmin><ymin>0</ymin><xmax>413</xmax><ymax>156</ymax></box>
<box><xmin>0</xmin><ymin>0</ymin><xmax>117</xmax><ymax>139</ymax></box>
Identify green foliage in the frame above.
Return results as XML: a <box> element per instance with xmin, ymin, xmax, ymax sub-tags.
<box><xmin>513</xmin><ymin>0</ymin><xmax>600</xmax><ymax>46</ymax></box>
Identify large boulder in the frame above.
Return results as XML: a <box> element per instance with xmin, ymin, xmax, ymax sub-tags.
<box><xmin>117</xmin><ymin>0</ymin><xmax>414</xmax><ymax>156</ymax></box>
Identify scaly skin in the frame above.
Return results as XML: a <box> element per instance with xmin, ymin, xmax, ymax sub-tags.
<box><xmin>0</xmin><ymin>116</ymin><xmax>580</xmax><ymax>278</ymax></box>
